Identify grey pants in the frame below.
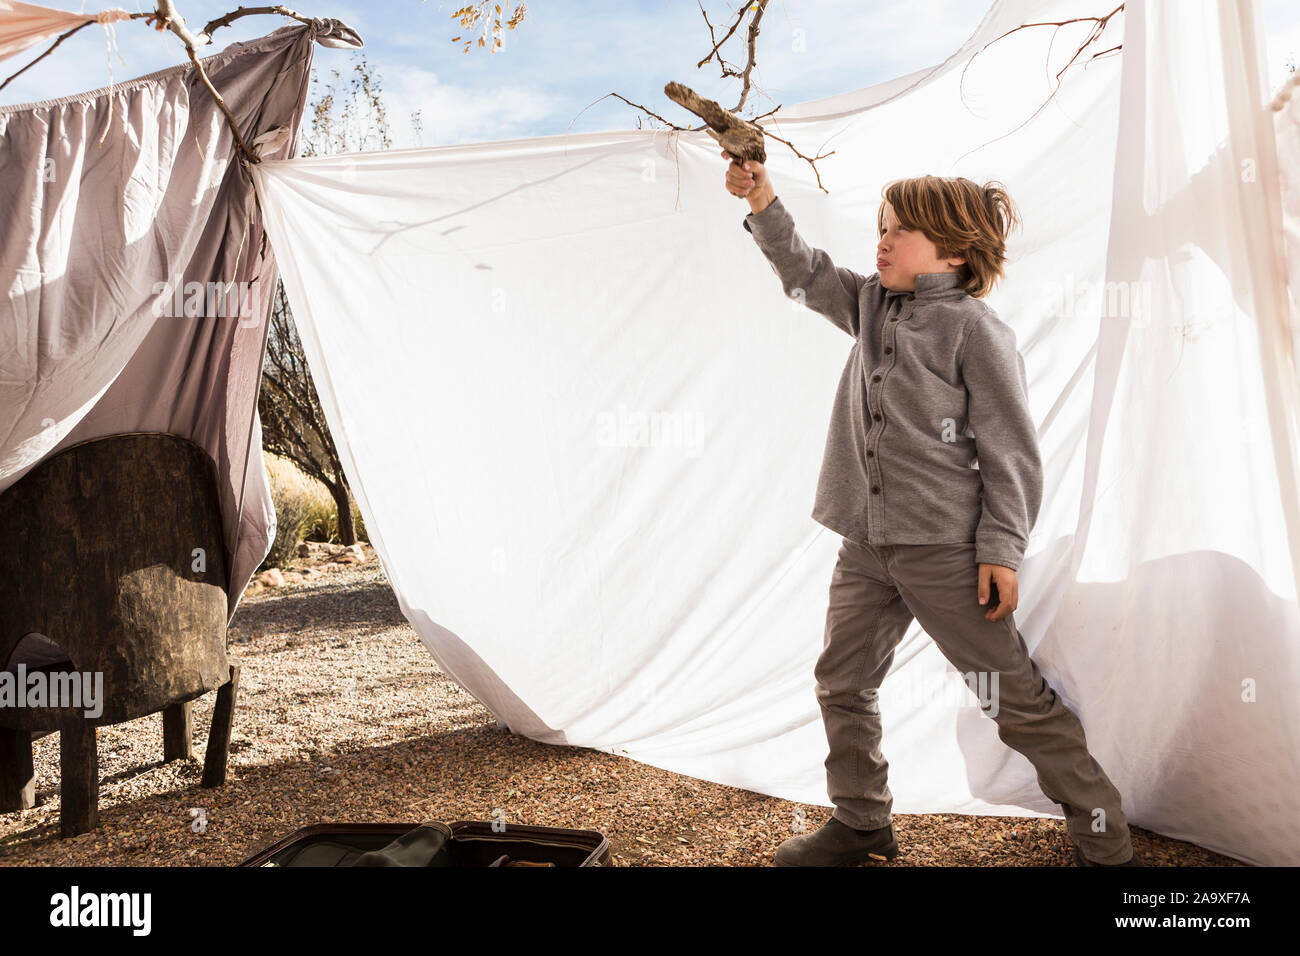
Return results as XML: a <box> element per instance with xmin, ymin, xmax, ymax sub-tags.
<box><xmin>815</xmin><ymin>537</ymin><xmax>1134</xmax><ymax>864</ymax></box>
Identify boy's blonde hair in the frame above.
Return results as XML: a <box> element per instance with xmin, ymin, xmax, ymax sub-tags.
<box><xmin>876</xmin><ymin>175</ymin><xmax>1020</xmax><ymax>299</ymax></box>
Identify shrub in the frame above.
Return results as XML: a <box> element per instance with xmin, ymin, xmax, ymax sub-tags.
<box><xmin>262</xmin><ymin>454</ymin><xmax>369</xmax><ymax>565</ymax></box>
<box><xmin>301</xmin><ymin>495</ymin><xmax>368</xmax><ymax>543</ymax></box>
<box><xmin>261</xmin><ymin>453</ymin><xmax>318</xmax><ymax>569</ymax></box>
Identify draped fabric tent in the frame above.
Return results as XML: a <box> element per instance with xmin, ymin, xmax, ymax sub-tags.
<box><xmin>252</xmin><ymin>0</ymin><xmax>1300</xmax><ymax>866</ymax></box>
<box><xmin>3</xmin><ymin>0</ymin><xmax>1298</xmax><ymax>868</ymax></box>
<box><xmin>0</xmin><ymin>16</ymin><xmax>363</xmax><ymax>617</ymax></box>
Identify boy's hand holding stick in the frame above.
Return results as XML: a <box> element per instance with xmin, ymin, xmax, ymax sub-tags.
<box><xmin>661</xmin><ymin>81</ymin><xmax>775</xmax><ymax>213</ymax></box>
<box><xmin>722</xmin><ymin>151</ymin><xmax>775</xmax><ymax>214</ymax></box>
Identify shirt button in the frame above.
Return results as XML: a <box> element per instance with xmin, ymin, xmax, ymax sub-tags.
<box><xmin>866</xmin><ymin>450</ymin><xmax>874</xmax><ymax>458</ymax></box>
<box><xmin>884</xmin><ymin>347</ymin><xmax>892</xmax><ymax>354</ymax></box>
<box><xmin>872</xmin><ymin>374</ymin><xmax>881</xmax><ymax>383</ymax></box>
<box><xmin>873</xmin><ymin>414</ymin><xmax>881</xmax><ymax>421</ymax></box>
<box><xmin>871</xmin><ymin>485</ymin><xmax>881</xmax><ymax>494</ymax></box>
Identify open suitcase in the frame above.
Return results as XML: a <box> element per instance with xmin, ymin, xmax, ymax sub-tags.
<box><xmin>240</xmin><ymin>820</ymin><xmax>611</xmax><ymax>867</ymax></box>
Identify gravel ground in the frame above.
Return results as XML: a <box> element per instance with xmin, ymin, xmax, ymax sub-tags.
<box><xmin>0</xmin><ymin>546</ymin><xmax>1244</xmax><ymax>867</ymax></box>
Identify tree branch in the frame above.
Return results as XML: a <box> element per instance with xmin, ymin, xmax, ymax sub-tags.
<box><xmin>603</xmin><ymin>1</ymin><xmax>836</xmax><ymax>191</ymax></box>
<box><xmin>730</xmin><ymin>0</ymin><xmax>766</xmax><ymax>113</ymax></box>
<box><xmin>952</xmin><ymin>3</ymin><xmax>1125</xmax><ymax>164</ymax></box>
<box><xmin>149</xmin><ymin>0</ymin><xmax>263</xmax><ymax>164</ymax></box>
<box><xmin>197</xmin><ymin>4</ymin><xmax>312</xmax><ymax>45</ymax></box>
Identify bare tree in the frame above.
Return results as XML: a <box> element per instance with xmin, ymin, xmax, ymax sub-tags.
<box><xmin>259</xmin><ymin>282</ymin><xmax>360</xmax><ymax>544</ymax></box>
<box><xmin>258</xmin><ymin>54</ymin><xmax>396</xmax><ymax>545</ymax></box>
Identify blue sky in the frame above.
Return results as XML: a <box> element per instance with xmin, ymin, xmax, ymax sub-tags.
<box><xmin>3</xmin><ymin>1</ymin><xmax>1299</xmax><ymax>150</ymax></box>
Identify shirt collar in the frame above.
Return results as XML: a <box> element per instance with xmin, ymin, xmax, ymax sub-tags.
<box><xmin>883</xmin><ymin>271</ymin><xmax>964</xmax><ymax>301</ymax></box>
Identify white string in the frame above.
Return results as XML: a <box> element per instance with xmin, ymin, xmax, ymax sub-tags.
<box><xmin>94</xmin><ymin>9</ymin><xmax>134</xmax><ymax>147</ymax></box>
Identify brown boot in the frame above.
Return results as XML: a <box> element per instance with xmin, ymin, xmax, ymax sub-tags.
<box><xmin>1073</xmin><ymin>845</ymin><xmax>1144</xmax><ymax>867</ymax></box>
<box><xmin>773</xmin><ymin>817</ymin><xmax>899</xmax><ymax>866</ymax></box>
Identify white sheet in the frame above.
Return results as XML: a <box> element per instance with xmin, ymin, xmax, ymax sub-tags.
<box><xmin>254</xmin><ymin>0</ymin><xmax>1300</xmax><ymax>865</ymax></box>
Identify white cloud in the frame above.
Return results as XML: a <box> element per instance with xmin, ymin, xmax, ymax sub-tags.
<box><xmin>382</xmin><ymin>66</ymin><xmax>564</xmax><ymax>149</ymax></box>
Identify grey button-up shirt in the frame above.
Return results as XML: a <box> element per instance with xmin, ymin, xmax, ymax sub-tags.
<box><xmin>743</xmin><ymin>196</ymin><xmax>1042</xmax><ymax>571</ymax></box>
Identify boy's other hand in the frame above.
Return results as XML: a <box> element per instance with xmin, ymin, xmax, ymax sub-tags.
<box><xmin>978</xmin><ymin>563</ymin><xmax>1018</xmax><ymax>622</ymax></box>
<box><xmin>722</xmin><ymin>150</ymin><xmax>774</xmax><ymax>212</ymax></box>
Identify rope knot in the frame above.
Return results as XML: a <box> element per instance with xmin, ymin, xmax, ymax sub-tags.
<box><xmin>94</xmin><ymin>8</ymin><xmax>134</xmax><ymax>25</ymax></box>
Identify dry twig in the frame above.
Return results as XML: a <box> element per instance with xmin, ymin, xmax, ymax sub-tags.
<box><xmin>953</xmin><ymin>3</ymin><xmax>1125</xmax><ymax>163</ymax></box>
<box><xmin>198</xmin><ymin>4</ymin><xmax>313</xmax><ymax>44</ymax></box>
<box><xmin>599</xmin><ymin>0</ymin><xmax>834</xmax><ymax>192</ymax></box>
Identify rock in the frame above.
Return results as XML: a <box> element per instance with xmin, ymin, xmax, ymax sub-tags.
<box><xmin>296</xmin><ymin>542</ymin><xmax>311</xmax><ymax>558</ymax></box>
<box><xmin>333</xmin><ymin>543</ymin><xmax>365</xmax><ymax>564</ymax></box>
<box><xmin>257</xmin><ymin>568</ymin><xmax>286</xmax><ymax>587</ymax></box>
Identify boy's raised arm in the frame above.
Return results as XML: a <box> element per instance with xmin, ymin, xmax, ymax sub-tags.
<box><xmin>726</xmin><ymin>157</ymin><xmax>868</xmax><ymax>338</ymax></box>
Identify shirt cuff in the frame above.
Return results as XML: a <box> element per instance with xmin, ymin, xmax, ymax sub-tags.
<box><xmin>976</xmin><ymin>525</ymin><xmax>1028</xmax><ymax>572</ymax></box>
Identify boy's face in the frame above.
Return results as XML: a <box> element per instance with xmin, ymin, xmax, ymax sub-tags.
<box><xmin>876</xmin><ymin>202</ymin><xmax>965</xmax><ymax>292</ymax></box>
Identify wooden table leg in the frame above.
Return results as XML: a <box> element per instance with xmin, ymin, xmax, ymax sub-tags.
<box><xmin>162</xmin><ymin>701</ymin><xmax>194</xmax><ymax>762</ymax></box>
<box><xmin>201</xmin><ymin>664</ymin><xmax>240</xmax><ymax>788</ymax></box>
<box><xmin>59</xmin><ymin>718</ymin><xmax>98</xmax><ymax>837</ymax></box>
<box><xmin>0</xmin><ymin>728</ymin><xmax>36</xmax><ymax>812</ymax></box>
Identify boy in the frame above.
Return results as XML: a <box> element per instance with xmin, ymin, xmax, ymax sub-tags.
<box><xmin>724</xmin><ymin>154</ymin><xmax>1140</xmax><ymax>867</ymax></box>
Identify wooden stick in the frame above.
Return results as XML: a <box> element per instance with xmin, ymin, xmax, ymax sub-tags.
<box><xmin>197</xmin><ymin>4</ymin><xmax>312</xmax><ymax>45</ymax></box>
